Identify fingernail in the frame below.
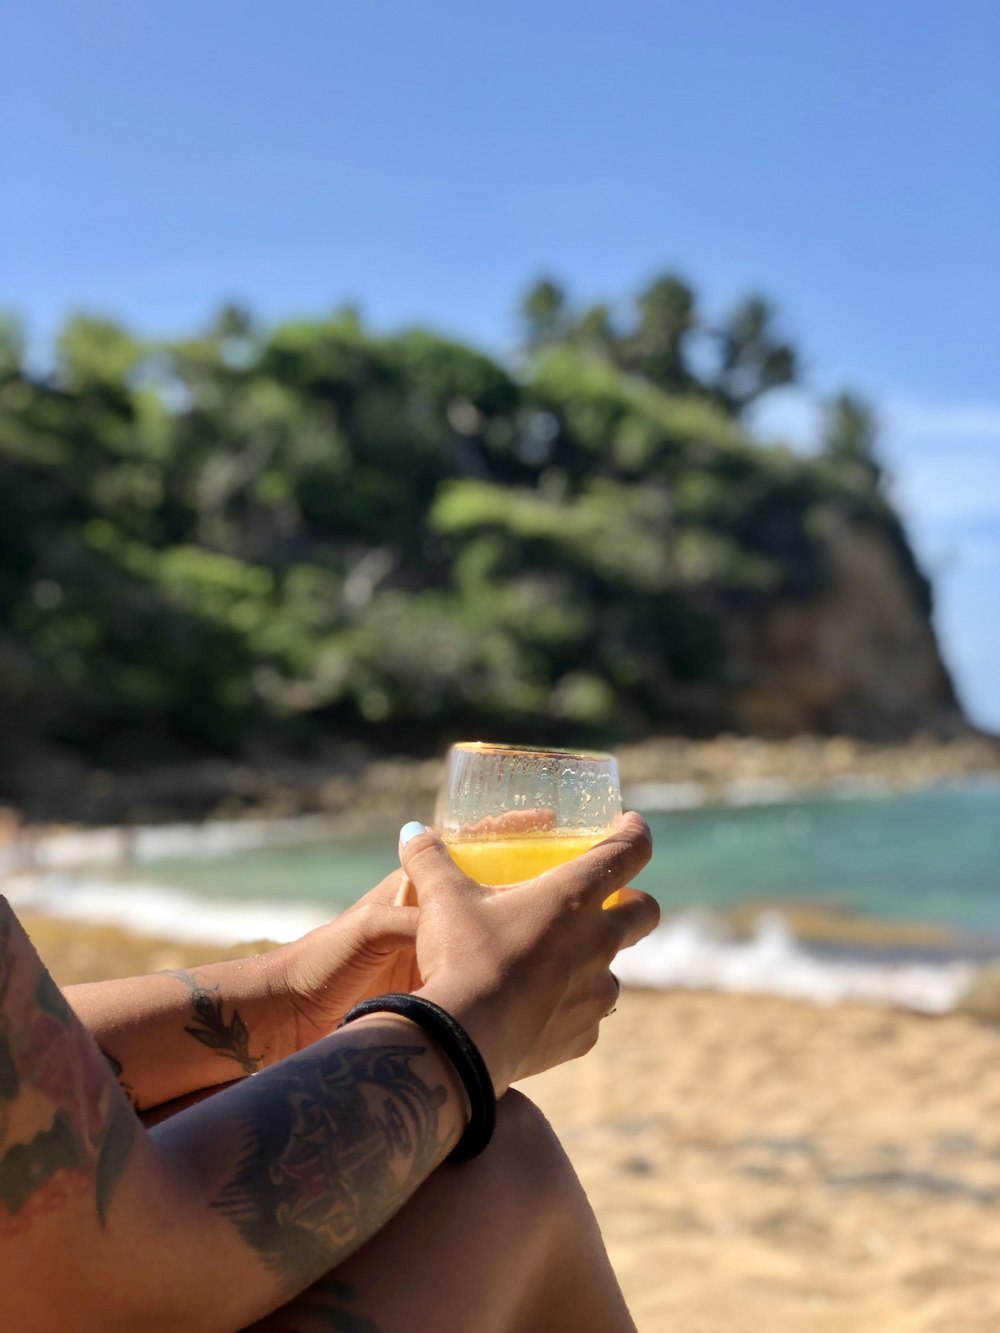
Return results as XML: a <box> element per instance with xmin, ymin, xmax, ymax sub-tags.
<box><xmin>399</xmin><ymin>821</ymin><xmax>427</xmax><ymax>847</ymax></box>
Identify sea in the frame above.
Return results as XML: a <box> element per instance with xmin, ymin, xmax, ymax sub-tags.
<box><xmin>4</xmin><ymin>778</ymin><xmax>999</xmax><ymax>1014</ymax></box>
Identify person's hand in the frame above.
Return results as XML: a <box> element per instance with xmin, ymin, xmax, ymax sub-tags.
<box><xmin>271</xmin><ymin>875</ymin><xmax>421</xmax><ymax>1051</ymax></box>
<box><xmin>401</xmin><ymin>812</ymin><xmax>658</xmax><ymax>1096</ymax></box>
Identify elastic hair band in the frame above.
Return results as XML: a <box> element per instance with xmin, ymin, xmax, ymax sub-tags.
<box><xmin>339</xmin><ymin>993</ymin><xmax>497</xmax><ymax>1162</ymax></box>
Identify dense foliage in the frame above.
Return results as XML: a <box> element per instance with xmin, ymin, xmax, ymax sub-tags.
<box><xmin>0</xmin><ymin>276</ymin><xmax>915</xmax><ymax>766</ymax></box>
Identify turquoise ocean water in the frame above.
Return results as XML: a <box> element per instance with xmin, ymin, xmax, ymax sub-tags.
<box><xmin>111</xmin><ymin>780</ymin><xmax>1000</xmax><ymax>936</ymax></box>
<box><xmin>8</xmin><ymin>779</ymin><xmax>999</xmax><ymax>1010</ymax></box>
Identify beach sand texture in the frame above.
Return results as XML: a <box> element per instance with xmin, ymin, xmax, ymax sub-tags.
<box><xmin>523</xmin><ymin>992</ymin><xmax>1000</xmax><ymax>1332</ymax></box>
<box><xmin>25</xmin><ymin>916</ymin><xmax>1000</xmax><ymax>1333</ymax></box>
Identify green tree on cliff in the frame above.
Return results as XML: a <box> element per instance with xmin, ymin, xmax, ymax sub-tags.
<box><xmin>821</xmin><ymin>391</ymin><xmax>883</xmax><ymax>487</ymax></box>
<box><xmin>0</xmin><ymin>279</ymin><xmax>942</xmax><ymax>778</ymax></box>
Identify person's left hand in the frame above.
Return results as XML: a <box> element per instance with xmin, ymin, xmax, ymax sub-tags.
<box><xmin>271</xmin><ymin>872</ymin><xmax>421</xmax><ymax>1051</ymax></box>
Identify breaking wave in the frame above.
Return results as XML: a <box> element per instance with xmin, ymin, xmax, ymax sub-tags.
<box><xmin>5</xmin><ymin>871</ymin><xmax>977</xmax><ymax>1013</ymax></box>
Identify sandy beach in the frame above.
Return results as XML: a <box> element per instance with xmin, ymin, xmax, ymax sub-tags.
<box><xmin>20</xmin><ymin>913</ymin><xmax>1000</xmax><ymax>1333</ymax></box>
<box><xmin>523</xmin><ymin>991</ymin><xmax>1000</xmax><ymax>1332</ymax></box>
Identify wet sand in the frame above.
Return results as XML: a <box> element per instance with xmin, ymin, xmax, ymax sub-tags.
<box><xmin>23</xmin><ymin>916</ymin><xmax>1000</xmax><ymax>1333</ymax></box>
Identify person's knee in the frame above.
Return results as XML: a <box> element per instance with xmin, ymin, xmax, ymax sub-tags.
<box><xmin>485</xmin><ymin>1090</ymin><xmax>620</xmax><ymax>1321</ymax></box>
<box><xmin>491</xmin><ymin>1089</ymin><xmax>564</xmax><ymax>1166</ymax></box>
<box><xmin>486</xmin><ymin>1090</ymin><xmax>587</xmax><ymax>1217</ymax></box>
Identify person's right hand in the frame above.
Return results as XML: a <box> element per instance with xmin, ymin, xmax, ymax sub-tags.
<box><xmin>399</xmin><ymin>812</ymin><xmax>658</xmax><ymax>1097</ymax></box>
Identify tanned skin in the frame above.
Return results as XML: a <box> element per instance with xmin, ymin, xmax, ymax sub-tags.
<box><xmin>166</xmin><ymin>968</ymin><xmax>264</xmax><ymax>1076</ymax></box>
<box><xmin>0</xmin><ymin>815</ymin><xmax>657</xmax><ymax>1331</ymax></box>
<box><xmin>0</xmin><ymin>910</ymin><xmax>138</xmax><ymax>1238</ymax></box>
<box><xmin>0</xmin><ymin>898</ymin><xmax>465</xmax><ymax>1329</ymax></box>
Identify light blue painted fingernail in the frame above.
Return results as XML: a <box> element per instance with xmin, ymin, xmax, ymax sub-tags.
<box><xmin>399</xmin><ymin>820</ymin><xmax>428</xmax><ymax>847</ymax></box>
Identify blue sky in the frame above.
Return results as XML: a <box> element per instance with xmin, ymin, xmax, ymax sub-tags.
<box><xmin>4</xmin><ymin>0</ymin><xmax>999</xmax><ymax>728</ymax></box>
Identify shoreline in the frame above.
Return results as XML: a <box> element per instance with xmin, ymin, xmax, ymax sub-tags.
<box><xmin>8</xmin><ymin>739</ymin><xmax>998</xmax><ymax>1329</ymax></box>
<box><xmin>11</xmin><ymin>887</ymin><xmax>1000</xmax><ymax>1020</ymax></box>
<box><xmin>3</xmin><ymin>741</ymin><xmax>997</xmax><ymax>1020</ymax></box>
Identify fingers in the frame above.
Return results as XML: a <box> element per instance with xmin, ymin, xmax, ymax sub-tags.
<box><xmin>593</xmin><ymin>811</ymin><xmax>653</xmax><ymax>868</ymax></box>
<box><xmin>397</xmin><ymin>812</ymin><xmax>654</xmax><ymax>937</ymax></box>
<box><xmin>360</xmin><ymin>867</ymin><xmax>415</xmax><ymax>910</ymax></box>
<box><xmin>344</xmin><ymin>901</ymin><xmax>419</xmax><ymax>950</ymax></box>
<box><xmin>602</xmin><ymin>970</ymin><xmax>621</xmax><ymax>1017</ymax></box>
<box><xmin>602</xmin><ymin>888</ymin><xmax>660</xmax><ymax>951</ymax></box>
<box><xmin>379</xmin><ymin>945</ymin><xmax>423</xmax><ymax>995</ymax></box>
<box><xmin>398</xmin><ymin>823</ymin><xmax>475</xmax><ymax>902</ymax></box>
<box><xmin>543</xmin><ymin>811</ymin><xmax>653</xmax><ymax>905</ymax></box>
<box><xmin>338</xmin><ymin>871</ymin><xmax>402</xmax><ymax>916</ymax></box>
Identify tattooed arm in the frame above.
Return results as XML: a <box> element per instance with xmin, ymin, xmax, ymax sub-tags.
<box><xmin>0</xmin><ymin>895</ymin><xmax>466</xmax><ymax>1331</ymax></box>
<box><xmin>66</xmin><ymin>958</ymin><xmax>281</xmax><ymax>1114</ymax></box>
<box><xmin>66</xmin><ymin>872</ymin><xmax>421</xmax><ymax>1113</ymax></box>
<box><xmin>2</xmin><ymin>818</ymin><xmax>656</xmax><ymax>1329</ymax></box>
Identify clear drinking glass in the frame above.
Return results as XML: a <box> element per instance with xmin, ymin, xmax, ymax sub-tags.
<box><xmin>435</xmin><ymin>742</ymin><xmax>623</xmax><ymax>895</ymax></box>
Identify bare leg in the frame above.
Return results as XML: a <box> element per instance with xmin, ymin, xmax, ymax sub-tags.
<box><xmin>248</xmin><ymin>1090</ymin><xmax>636</xmax><ymax>1333</ymax></box>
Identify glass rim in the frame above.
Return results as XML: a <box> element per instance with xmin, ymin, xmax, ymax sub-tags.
<box><xmin>448</xmin><ymin>741</ymin><xmax>616</xmax><ymax>762</ymax></box>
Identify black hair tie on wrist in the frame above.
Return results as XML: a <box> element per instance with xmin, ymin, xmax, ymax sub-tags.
<box><xmin>339</xmin><ymin>994</ymin><xmax>497</xmax><ymax>1162</ymax></box>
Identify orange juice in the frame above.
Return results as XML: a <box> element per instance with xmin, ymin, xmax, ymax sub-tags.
<box><xmin>444</xmin><ymin>832</ymin><xmax>622</xmax><ymax>905</ymax></box>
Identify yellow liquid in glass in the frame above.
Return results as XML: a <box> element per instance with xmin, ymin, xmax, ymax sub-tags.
<box><xmin>446</xmin><ymin>834</ymin><xmax>598</xmax><ymax>884</ymax></box>
<box><xmin>445</xmin><ymin>833</ymin><xmax>622</xmax><ymax>906</ymax></box>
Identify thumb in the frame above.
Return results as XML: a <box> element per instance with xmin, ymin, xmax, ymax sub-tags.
<box><xmin>398</xmin><ymin>821</ymin><xmax>472</xmax><ymax>904</ymax></box>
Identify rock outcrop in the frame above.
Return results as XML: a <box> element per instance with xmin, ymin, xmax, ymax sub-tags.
<box><xmin>729</xmin><ymin>520</ymin><xmax>964</xmax><ymax>739</ymax></box>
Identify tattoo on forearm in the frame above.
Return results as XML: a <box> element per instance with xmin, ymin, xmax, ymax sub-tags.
<box><xmin>167</xmin><ymin>969</ymin><xmax>262</xmax><ymax>1075</ymax></box>
<box><xmin>0</xmin><ymin>913</ymin><xmax>138</xmax><ymax>1234</ymax></box>
<box><xmin>214</xmin><ymin>1042</ymin><xmax>450</xmax><ymax>1287</ymax></box>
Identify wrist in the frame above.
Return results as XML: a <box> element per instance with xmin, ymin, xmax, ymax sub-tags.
<box><xmin>247</xmin><ymin>943</ymin><xmax>309</xmax><ymax>1064</ymax></box>
<box><xmin>340</xmin><ymin>996</ymin><xmax>496</xmax><ymax>1161</ymax></box>
<box><xmin>412</xmin><ymin>979</ymin><xmax>516</xmax><ymax>1100</ymax></box>
<box><xmin>337</xmin><ymin>1007</ymin><xmax>470</xmax><ymax>1141</ymax></box>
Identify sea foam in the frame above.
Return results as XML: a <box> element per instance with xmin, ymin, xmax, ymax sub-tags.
<box><xmin>614</xmin><ymin>911</ymin><xmax>974</xmax><ymax>1013</ymax></box>
<box><xmin>4</xmin><ymin>870</ymin><xmax>976</xmax><ymax>1013</ymax></box>
<box><xmin>5</xmin><ymin>872</ymin><xmax>331</xmax><ymax>945</ymax></box>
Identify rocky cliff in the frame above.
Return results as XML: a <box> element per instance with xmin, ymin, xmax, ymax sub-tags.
<box><xmin>730</xmin><ymin>519</ymin><xmax>964</xmax><ymax>739</ymax></box>
<box><xmin>0</xmin><ymin>312</ymin><xmax>974</xmax><ymax>823</ymax></box>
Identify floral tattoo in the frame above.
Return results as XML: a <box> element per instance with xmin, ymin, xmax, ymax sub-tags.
<box><xmin>0</xmin><ymin>910</ymin><xmax>137</xmax><ymax>1235</ymax></box>
<box><xmin>167</xmin><ymin>968</ymin><xmax>262</xmax><ymax>1075</ymax></box>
